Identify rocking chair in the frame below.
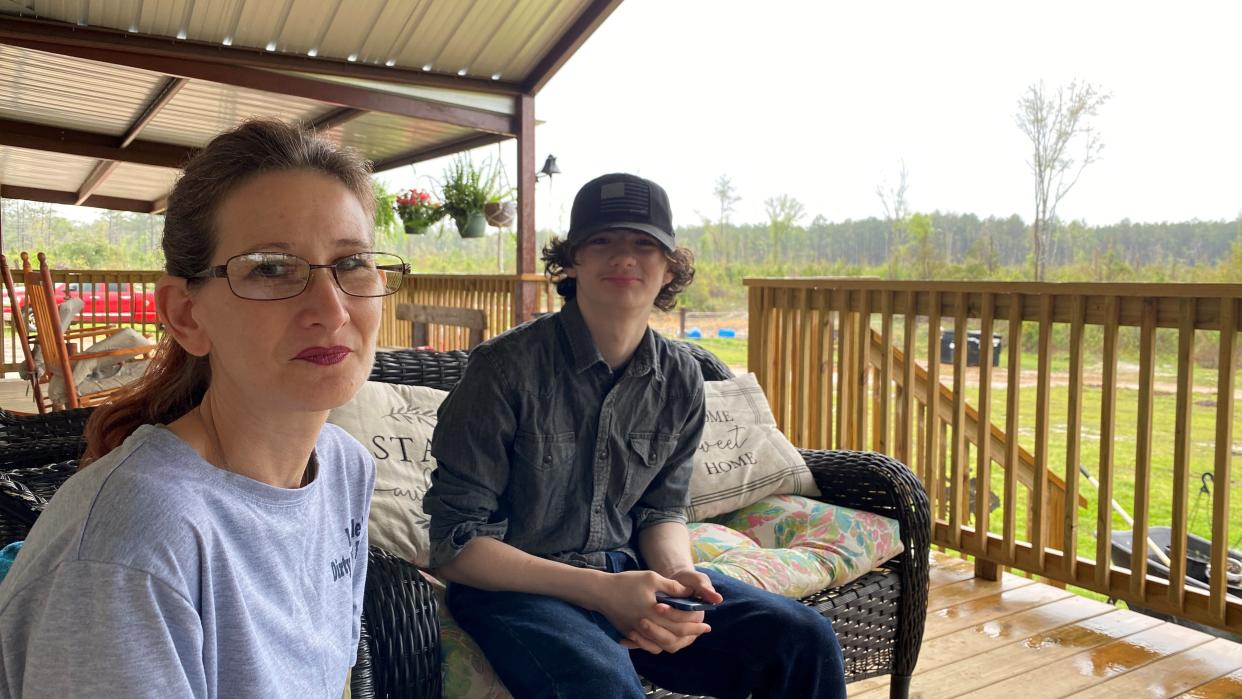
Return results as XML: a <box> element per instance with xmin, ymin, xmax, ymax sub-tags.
<box><xmin>0</xmin><ymin>252</ymin><xmax>156</xmax><ymax>412</ymax></box>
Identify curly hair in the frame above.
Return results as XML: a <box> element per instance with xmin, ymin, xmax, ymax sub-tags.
<box><xmin>541</xmin><ymin>235</ymin><xmax>695</xmax><ymax>312</ymax></box>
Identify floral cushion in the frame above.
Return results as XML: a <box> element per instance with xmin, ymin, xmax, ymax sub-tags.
<box><xmin>428</xmin><ymin>494</ymin><xmax>902</xmax><ymax>698</ymax></box>
<box><xmin>426</xmin><ymin>575</ymin><xmax>513</xmax><ymax>699</ymax></box>
<box><xmin>689</xmin><ymin>494</ymin><xmax>904</xmax><ymax>599</ymax></box>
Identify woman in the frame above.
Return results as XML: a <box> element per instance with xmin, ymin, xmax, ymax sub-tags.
<box><xmin>0</xmin><ymin>120</ymin><xmax>404</xmax><ymax>697</ymax></box>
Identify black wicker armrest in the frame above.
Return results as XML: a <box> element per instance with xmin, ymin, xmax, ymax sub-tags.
<box><xmin>360</xmin><ymin>546</ymin><xmax>442</xmax><ymax>698</ymax></box>
<box><xmin>370</xmin><ymin>350</ymin><xmax>470</xmax><ymax>392</ymax></box>
<box><xmin>1</xmin><ymin>437</ymin><xmax>86</xmax><ymax>470</ymax></box>
<box><xmin>0</xmin><ymin>460</ymin><xmax>78</xmax><ymax>547</ymax></box>
<box><xmin>0</xmin><ymin>408</ymin><xmax>94</xmax><ymax>443</ymax></box>
<box><xmin>801</xmin><ymin>448</ymin><xmax>929</xmax><ymax>681</ymax></box>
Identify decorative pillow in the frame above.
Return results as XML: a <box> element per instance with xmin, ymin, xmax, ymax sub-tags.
<box><xmin>327</xmin><ymin>381</ymin><xmax>447</xmax><ymax>567</ymax></box>
<box><xmin>687</xmin><ymin>373</ymin><xmax>820</xmax><ymax>520</ymax></box>
<box><xmin>689</xmin><ymin>494</ymin><xmax>904</xmax><ymax>599</ymax></box>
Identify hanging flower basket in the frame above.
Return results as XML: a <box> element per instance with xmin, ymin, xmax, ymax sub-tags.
<box><xmin>484</xmin><ymin>201</ymin><xmax>516</xmax><ymax>228</ymax></box>
<box><xmin>395</xmin><ymin>188</ymin><xmax>443</xmax><ymax>235</ymax></box>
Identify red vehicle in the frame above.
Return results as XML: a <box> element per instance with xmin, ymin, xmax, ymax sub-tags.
<box><xmin>1</xmin><ymin>283</ymin><xmax>68</xmax><ymax>322</ymax></box>
<box><xmin>63</xmin><ymin>282</ymin><xmax>158</xmax><ymax>324</ymax></box>
<box><xmin>3</xmin><ymin>282</ymin><xmax>156</xmax><ymax>325</ymax></box>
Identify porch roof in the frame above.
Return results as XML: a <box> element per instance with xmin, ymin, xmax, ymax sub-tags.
<box><xmin>0</xmin><ymin>0</ymin><xmax>620</xmax><ymax>214</ymax></box>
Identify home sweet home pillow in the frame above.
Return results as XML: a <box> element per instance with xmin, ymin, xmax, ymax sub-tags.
<box><xmin>328</xmin><ymin>381</ymin><xmax>447</xmax><ymax>568</ymax></box>
<box><xmin>686</xmin><ymin>373</ymin><xmax>820</xmax><ymax>521</ymax></box>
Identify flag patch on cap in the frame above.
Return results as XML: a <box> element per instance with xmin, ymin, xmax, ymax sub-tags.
<box><xmin>598</xmin><ymin>180</ymin><xmax>649</xmax><ymax>216</ymax></box>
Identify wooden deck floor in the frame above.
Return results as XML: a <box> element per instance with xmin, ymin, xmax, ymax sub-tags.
<box><xmin>0</xmin><ymin>377</ymin><xmax>36</xmax><ymax>413</ymax></box>
<box><xmin>848</xmin><ymin>551</ymin><xmax>1242</xmax><ymax>698</ymax></box>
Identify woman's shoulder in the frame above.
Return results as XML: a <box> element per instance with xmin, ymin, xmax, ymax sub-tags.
<box><xmin>8</xmin><ymin>427</ymin><xmax>213</xmax><ymax>599</ymax></box>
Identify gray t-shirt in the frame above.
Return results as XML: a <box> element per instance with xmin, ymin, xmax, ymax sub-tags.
<box><xmin>0</xmin><ymin>423</ymin><xmax>374</xmax><ymax>698</ymax></box>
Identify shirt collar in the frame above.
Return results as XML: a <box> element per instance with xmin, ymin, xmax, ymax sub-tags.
<box><xmin>558</xmin><ymin>299</ymin><xmax>661</xmax><ymax>380</ymax></box>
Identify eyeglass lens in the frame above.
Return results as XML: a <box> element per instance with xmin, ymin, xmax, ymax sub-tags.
<box><xmin>225</xmin><ymin>252</ymin><xmax>405</xmax><ymax>300</ymax></box>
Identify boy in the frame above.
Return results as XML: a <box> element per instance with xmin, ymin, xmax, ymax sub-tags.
<box><xmin>424</xmin><ymin>173</ymin><xmax>845</xmax><ymax>698</ymax></box>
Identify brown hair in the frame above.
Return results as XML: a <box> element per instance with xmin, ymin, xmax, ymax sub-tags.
<box><xmin>82</xmin><ymin>119</ymin><xmax>374</xmax><ymax>463</ymax></box>
<box><xmin>540</xmin><ymin>236</ymin><xmax>695</xmax><ymax>313</ymax></box>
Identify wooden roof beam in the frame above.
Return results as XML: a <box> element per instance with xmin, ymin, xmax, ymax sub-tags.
<box><xmin>371</xmin><ymin>133</ymin><xmax>512</xmax><ymax>172</ymax></box>
<box><xmin>309</xmin><ymin>107</ymin><xmax>367</xmax><ymax>132</ymax></box>
<box><xmin>0</xmin><ymin>118</ymin><xmax>197</xmax><ymax>169</ymax></box>
<box><xmin>523</xmin><ymin>0</ymin><xmax>624</xmax><ymax>94</ymax></box>
<box><xmin>0</xmin><ymin>15</ymin><xmax>521</xmax><ymax>96</ymax></box>
<box><xmin>121</xmin><ymin>77</ymin><xmax>189</xmax><ymax>148</ymax></box>
<box><xmin>75</xmin><ymin>161</ymin><xmax>120</xmax><ymax>206</ymax></box>
<box><xmin>1</xmin><ymin>185</ymin><xmax>159</xmax><ymax>214</ymax></box>
<box><xmin>69</xmin><ymin>77</ymin><xmax>190</xmax><ymax>205</ymax></box>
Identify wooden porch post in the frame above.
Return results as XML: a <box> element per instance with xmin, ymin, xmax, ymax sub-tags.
<box><xmin>513</xmin><ymin>93</ymin><xmax>539</xmax><ymax>325</ymax></box>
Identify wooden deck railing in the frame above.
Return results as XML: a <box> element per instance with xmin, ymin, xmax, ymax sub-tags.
<box><xmin>4</xmin><ymin>271</ymin><xmax>558</xmax><ymax>373</ymax></box>
<box><xmin>747</xmin><ymin>278</ymin><xmax>1242</xmax><ymax>635</ymax></box>
<box><xmin>377</xmin><ymin>273</ymin><xmax>558</xmax><ymax>350</ymax></box>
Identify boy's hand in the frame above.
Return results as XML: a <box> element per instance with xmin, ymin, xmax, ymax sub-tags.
<box><xmin>666</xmin><ymin>568</ymin><xmax>723</xmax><ymax>606</ymax></box>
<box><xmin>593</xmin><ymin>570</ymin><xmax>712</xmax><ymax>654</ymax></box>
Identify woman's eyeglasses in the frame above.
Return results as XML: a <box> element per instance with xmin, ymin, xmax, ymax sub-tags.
<box><xmin>187</xmin><ymin>252</ymin><xmax>409</xmax><ymax>301</ymax></box>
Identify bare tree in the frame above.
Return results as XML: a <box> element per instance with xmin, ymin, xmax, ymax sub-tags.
<box><xmin>763</xmin><ymin>194</ymin><xmax>805</xmax><ymax>264</ymax></box>
<box><xmin>1016</xmin><ymin>80</ymin><xmax>1110</xmax><ymax>280</ymax></box>
<box><xmin>713</xmin><ymin>175</ymin><xmax>740</xmax><ymax>263</ymax></box>
<box><xmin>876</xmin><ymin>162</ymin><xmax>910</xmax><ymax>277</ymax></box>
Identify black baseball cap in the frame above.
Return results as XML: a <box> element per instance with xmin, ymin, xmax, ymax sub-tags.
<box><xmin>567</xmin><ymin>173</ymin><xmax>675</xmax><ymax>251</ymax></box>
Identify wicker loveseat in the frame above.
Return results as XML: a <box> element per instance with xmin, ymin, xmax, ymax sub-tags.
<box><xmin>0</xmin><ymin>346</ymin><xmax>929</xmax><ymax>698</ymax></box>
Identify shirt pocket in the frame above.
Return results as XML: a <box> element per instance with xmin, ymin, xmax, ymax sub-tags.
<box><xmin>514</xmin><ymin>430</ymin><xmax>577</xmax><ymax>472</ymax></box>
<box><xmin>628</xmin><ymin>431</ymin><xmax>679</xmax><ymax>470</ymax></box>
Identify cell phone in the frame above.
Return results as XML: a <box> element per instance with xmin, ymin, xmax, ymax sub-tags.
<box><xmin>655</xmin><ymin>592</ymin><xmax>718</xmax><ymax>612</ymax></box>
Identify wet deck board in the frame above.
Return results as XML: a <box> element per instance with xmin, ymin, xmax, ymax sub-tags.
<box><xmin>846</xmin><ymin>552</ymin><xmax>1242</xmax><ymax>698</ymax></box>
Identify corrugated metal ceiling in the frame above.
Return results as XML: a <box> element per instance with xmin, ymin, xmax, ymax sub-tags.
<box><xmin>0</xmin><ymin>146</ymin><xmax>96</xmax><ymax>192</ymax></box>
<box><xmin>0</xmin><ymin>0</ymin><xmax>615</xmax><ymax>213</ymax></box>
<box><xmin>9</xmin><ymin>0</ymin><xmax>592</xmax><ymax>83</ymax></box>
<box><xmin>0</xmin><ymin>44</ymin><xmax>163</xmax><ymax>135</ymax></box>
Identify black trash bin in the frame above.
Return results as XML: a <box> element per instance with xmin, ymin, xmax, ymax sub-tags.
<box><xmin>939</xmin><ymin>330</ymin><xmax>1002</xmax><ymax>367</ymax></box>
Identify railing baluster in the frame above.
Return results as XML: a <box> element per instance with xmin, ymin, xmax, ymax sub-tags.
<box><xmin>976</xmin><ymin>293</ymin><xmax>995</xmax><ymax>562</ymax></box>
<box><xmin>1097</xmin><ymin>296</ymin><xmax>1120</xmax><ymax>592</ymax></box>
<box><xmin>1131</xmin><ymin>298</ymin><xmax>1157</xmax><ymax>601</ymax></box>
<box><xmin>835</xmin><ymin>291</ymin><xmax>848</xmax><ymax>449</ymax></box>
<box><xmin>1210</xmin><ymin>297</ymin><xmax>1237</xmax><ymax>623</ymax></box>
<box><xmin>793</xmin><ymin>289</ymin><xmax>809</xmax><ymax>445</ymax></box>
<box><xmin>1033</xmin><ymin>294</ymin><xmax>1052</xmax><ymax>566</ymax></box>
<box><xmin>900</xmin><ymin>291</ymin><xmax>916</xmax><ymax>466</ymax></box>
<box><xmin>950</xmin><ymin>292</ymin><xmax>969</xmax><ymax>550</ymax></box>
<box><xmin>925</xmin><ymin>290</ymin><xmax>942</xmax><ymax>525</ymax></box>
<box><xmin>820</xmin><ymin>289</ymin><xmax>835</xmax><ymax>451</ymax></box>
<box><xmin>1169</xmin><ymin>297</ymin><xmax>1196</xmax><ymax>611</ymax></box>
<box><xmin>1004</xmin><ymin>292</ymin><xmax>1022</xmax><ymax>562</ymax></box>
<box><xmin>1064</xmin><ymin>295</ymin><xmax>1086</xmax><ymax>580</ymax></box>
<box><xmin>779</xmin><ymin>287</ymin><xmax>795</xmax><ymax>433</ymax></box>
<box><xmin>807</xmin><ymin>292</ymin><xmax>825</xmax><ymax>450</ymax></box>
<box><xmin>879</xmin><ymin>291</ymin><xmax>893</xmax><ymax>455</ymax></box>
<box><xmin>854</xmin><ymin>288</ymin><xmax>870</xmax><ymax>449</ymax></box>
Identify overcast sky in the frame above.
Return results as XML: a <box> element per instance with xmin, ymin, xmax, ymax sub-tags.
<box><xmin>384</xmin><ymin>0</ymin><xmax>1242</xmax><ymax>233</ymax></box>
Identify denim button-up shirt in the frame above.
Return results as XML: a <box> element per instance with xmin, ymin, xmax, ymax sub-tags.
<box><xmin>424</xmin><ymin>299</ymin><xmax>706</xmax><ymax>571</ymax></box>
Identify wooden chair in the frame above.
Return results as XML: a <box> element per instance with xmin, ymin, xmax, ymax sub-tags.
<box><xmin>396</xmin><ymin>303</ymin><xmax>487</xmax><ymax>350</ymax></box>
<box><xmin>0</xmin><ymin>252</ymin><xmax>156</xmax><ymax>412</ymax></box>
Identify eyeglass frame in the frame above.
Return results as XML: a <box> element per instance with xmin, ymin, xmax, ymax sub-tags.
<box><xmin>185</xmin><ymin>251</ymin><xmax>410</xmax><ymax>301</ymax></box>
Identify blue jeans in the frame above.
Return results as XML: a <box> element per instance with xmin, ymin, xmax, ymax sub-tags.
<box><xmin>446</xmin><ymin>553</ymin><xmax>846</xmax><ymax>699</ymax></box>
